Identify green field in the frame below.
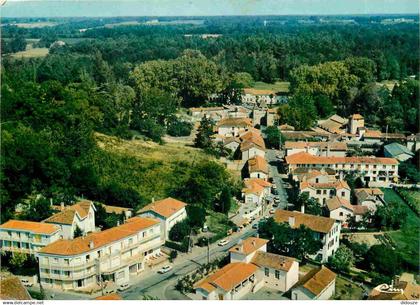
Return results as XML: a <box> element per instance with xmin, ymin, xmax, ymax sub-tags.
<box><xmin>398</xmin><ymin>188</ymin><xmax>420</xmax><ymax>214</ymax></box>
<box><xmin>382</xmin><ymin>188</ymin><xmax>420</xmax><ymax>269</ymax></box>
<box><xmin>334</xmin><ymin>276</ymin><xmax>365</xmax><ymax>300</ymax></box>
<box><xmin>251</xmin><ymin>81</ymin><xmax>290</xmax><ymax>93</ymax></box>
<box><xmin>10</xmin><ymin>48</ymin><xmax>49</xmax><ymax>59</ymax></box>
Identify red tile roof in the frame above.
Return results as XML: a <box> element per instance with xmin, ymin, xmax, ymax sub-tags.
<box><xmin>139</xmin><ymin>197</ymin><xmax>187</xmax><ymax>218</ymax></box>
<box><xmin>229</xmin><ymin>237</ymin><xmax>268</xmax><ymax>255</ymax></box>
<box><xmin>194</xmin><ymin>262</ymin><xmax>258</xmax><ymax>293</ymax></box>
<box><xmin>0</xmin><ymin>220</ymin><xmax>60</xmax><ymax>235</ymax></box>
<box><xmin>296</xmin><ymin>266</ymin><xmax>336</xmax><ymax>297</ymax></box>
<box><xmin>251</xmin><ymin>251</ymin><xmax>296</xmax><ymax>272</ymax></box>
<box><xmin>286</xmin><ymin>152</ymin><xmax>398</xmax><ymax>165</ymax></box>
<box><xmin>300</xmin><ymin>180</ymin><xmax>350</xmax><ymax>191</ymax></box>
<box><xmin>274</xmin><ymin>210</ymin><xmax>336</xmax><ymax>233</ymax></box>
<box><xmin>242</xmin><ymin>178</ymin><xmax>272</xmax><ymax>195</ymax></box>
<box><xmin>248</xmin><ymin>155</ymin><xmax>269</xmax><ymax>174</ymax></box>
<box><xmin>39</xmin><ymin>217</ymin><xmax>159</xmax><ymax>256</ymax></box>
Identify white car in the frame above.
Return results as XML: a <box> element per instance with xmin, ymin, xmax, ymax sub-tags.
<box><xmin>158</xmin><ymin>265</ymin><xmax>173</xmax><ymax>274</ymax></box>
<box><xmin>269</xmin><ymin>208</ymin><xmax>275</xmax><ymax>214</ymax></box>
<box><xmin>218</xmin><ymin>239</ymin><xmax>229</xmax><ymax>246</ymax></box>
<box><xmin>117</xmin><ymin>283</ymin><xmax>130</xmax><ymax>291</ymax></box>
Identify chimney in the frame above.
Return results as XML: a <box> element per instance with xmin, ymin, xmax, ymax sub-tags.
<box><xmin>50</xmin><ymin>198</ymin><xmax>53</xmax><ymax>206</ymax></box>
<box><xmin>117</xmin><ymin>221</ymin><xmax>120</xmax><ymax>227</ymax></box>
<box><xmin>60</xmin><ymin>202</ymin><xmax>64</xmax><ymax>209</ymax></box>
<box><xmin>327</xmin><ymin>144</ymin><xmax>330</xmax><ymax>157</ymax></box>
<box><xmin>252</xmin><ymin>240</ymin><xmax>256</xmax><ymax>247</ymax></box>
<box><xmin>89</xmin><ymin>240</ymin><xmax>94</xmax><ymax>249</ymax></box>
<box><xmin>301</xmin><ymin>204</ymin><xmax>305</xmax><ymax>214</ymax></box>
<box><xmin>152</xmin><ymin>197</ymin><xmax>155</xmax><ymax>203</ymax></box>
<box><xmin>237</xmin><ymin>240</ymin><xmax>243</xmax><ymax>252</ymax></box>
<box><xmin>288</xmin><ymin>216</ymin><xmax>295</xmax><ymax>227</ymax></box>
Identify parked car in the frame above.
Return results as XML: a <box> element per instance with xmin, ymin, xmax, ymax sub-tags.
<box><xmin>272</xmin><ymin>184</ymin><xmax>277</xmax><ymax>189</ymax></box>
<box><xmin>273</xmin><ymin>203</ymin><xmax>278</xmax><ymax>208</ymax></box>
<box><xmin>276</xmin><ymin>155</ymin><xmax>282</xmax><ymax>160</ymax></box>
<box><xmin>21</xmin><ymin>279</ymin><xmax>33</xmax><ymax>287</ymax></box>
<box><xmin>272</xmin><ymin>189</ymin><xmax>278</xmax><ymax>195</ymax></box>
<box><xmin>218</xmin><ymin>239</ymin><xmax>229</xmax><ymax>246</ymax></box>
<box><xmin>274</xmin><ymin>197</ymin><xmax>280</xmax><ymax>203</ymax></box>
<box><xmin>269</xmin><ymin>209</ymin><xmax>275</xmax><ymax>214</ymax></box>
<box><xmin>252</xmin><ymin>223</ymin><xmax>258</xmax><ymax>229</ymax></box>
<box><xmin>158</xmin><ymin>265</ymin><xmax>173</xmax><ymax>274</ymax></box>
<box><xmin>117</xmin><ymin>283</ymin><xmax>130</xmax><ymax>291</ymax></box>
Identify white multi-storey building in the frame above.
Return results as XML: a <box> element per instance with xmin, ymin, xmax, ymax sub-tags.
<box><xmin>299</xmin><ymin>180</ymin><xmax>351</xmax><ymax>206</ymax></box>
<box><xmin>284</xmin><ymin>141</ymin><xmax>347</xmax><ymax>157</ymax></box>
<box><xmin>137</xmin><ymin>197</ymin><xmax>187</xmax><ymax>240</ymax></box>
<box><xmin>285</xmin><ymin>152</ymin><xmax>398</xmax><ymax>187</ymax></box>
<box><xmin>37</xmin><ymin>217</ymin><xmax>163</xmax><ymax>291</ymax></box>
<box><xmin>0</xmin><ymin>220</ymin><xmax>61</xmax><ymax>255</ymax></box>
<box><xmin>274</xmin><ymin>210</ymin><xmax>341</xmax><ymax>263</ymax></box>
<box><xmin>44</xmin><ymin>200</ymin><xmax>96</xmax><ymax>239</ymax></box>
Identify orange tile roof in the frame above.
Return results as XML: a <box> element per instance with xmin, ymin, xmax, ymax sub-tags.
<box><xmin>296</xmin><ymin>266</ymin><xmax>336</xmax><ymax>297</ymax></box>
<box><xmin>0</xmin><ymin>275</ymin><xmax>32</xmax><ymax>300</ymax></box>
<box><xmin>217</xmin><ymin>117</ymin><xmax>252</xmax><ymax>128</ymax></box>
<box><xmin>45</xmin><ymin>200</ymin><xmax>94</xmax><ymax>225</ymax></box>
<box><xmin>349</xmin><ymin>114</ymin><xmax>364</xmax><ymax>120</ymax></box>
<box><xmin>139</xmin><ymin>197</ymin><xmax>187</xmax><ymax>218</ymax></box>
<box><xmin>284</xmin><ymin>141</ymin><xmax>347</xmax><ymax>151</ymax></box>
<box><xmin>279</xmin><ymin>124</ymin><xmax>295</xmax><ymax>131</ymax></box>
<box><xmin>39</xmin><ymin>217</ymin><xmax>159</xmax><ymax>256</ymax></box>
<box><xmin>353</xmin><ymin>205</ymin><xmax>369</xmax><ymax>215</ymax></box>
<box><xmin>0</xmin><ymin>220</ymin><xmax>60</xmax><ymax>235</ymax></box>
<box><xmin>300</xmin><ymin>180</ymin><xmax>350</xmax><ymax>191</ymax></box>
<box><xmin>355</xmin><ymin>188</ymin><xmax>384</xmax><ymax>196</ymax></box>
<box><xmin>274</xmin><ymin>210</ymin><xmax>336</xmax><ymax>234</ymax></box>
<box><xmin>194</xmin><ymin>262</ymin><xmax>258</xmax><ymax>293</ymax></box>
<box><xmin>248</xmin><ymin>156</ymin><xmax>269</xmax><ymax>174</ymax></box>
<box><xmin>242</xmin><ymin>178</ymin><xmax>272</xmax><ymax>195</ymax></box>
<box><xmin>285</xmin><ymin>152</ymin><xmax>398</xmax><ymax>165</ymax></box>
<box><xmin>326</xmin><ymin>196</ymin><xmax>353</xmax><ymax>212</ymax></box>
<box><xmin>251</xmin><ymin>251</ymin><xmax>295</xmax><ymax>272</ymax></box>
<box><xmin>243</xmin><ymin>88</ymin><xmax>276</xmax><ymax>95</ymax></box>
<box><xmin>229</xmin><ymin>237</ymin><xmax>268</xmax><ymax>255</ymax></box>
<box><xmin>95</xmin><ymin>293</ymin><xmax>122</xmax><ymax>300</ymax></box>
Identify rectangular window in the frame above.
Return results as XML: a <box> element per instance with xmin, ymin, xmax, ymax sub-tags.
<box><xmin>275</xmin><ymin>270</ymin><xmax>280</xmax><ymax>279</ymax></box>
<box><xmin>265</xmin><ymin>268</ymin><xmax>269</xmax><ymax>277</ymax></box>
<box><xmin>316</xmin><ymin>190</ymin><xmax>321</xmax><ymax>194</ymax></box>
<box><xmin>341</xmin><ymin>191</ymin><xmax>345</xmax><ymax>197</ymax></box>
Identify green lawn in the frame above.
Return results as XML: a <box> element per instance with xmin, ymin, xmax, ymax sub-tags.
<box><xmin>206</xmin><ymin>210</ymin><xmax>232</xmax><ymax>237</ymax></box>
<box><xmin>382</xmin><ymin>188</ymin><xmax>420</xmax><ymax>269</ymax></box>
<box><xmin>251</xmin><ymin>81</ymin><xmax>290</xmax><ymax>93</ymax></box>
<box><xmin>398</xmin><ymin>188</ymin><xmax>420</xmax><ymax>214</ymax></box>
<box><xmin>334</xmin><ymin>276</ymin><xmax>365</xmax><ymax>300</ymax></box>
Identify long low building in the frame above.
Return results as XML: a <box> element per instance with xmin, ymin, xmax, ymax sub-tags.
<box><xmin>285</xmin><ymin>152</ymin><xmax>398</xmax><ymax>187</ymax></box>
<box><xmin>37</xmin><ymin>217</ymin><xmax>163</xmax><ymax>291</ymax></box>
<box><xmin>0</xmin><ymin>220</ymin><xmax>61</xmax><ymax>255</ymax></box>
<box><xmin>285</xmin><ymin>141</ymin><xmax>347</xmax><ymax>157</ymax></box>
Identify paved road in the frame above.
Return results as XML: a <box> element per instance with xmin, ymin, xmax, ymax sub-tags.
<box><xmin>121</xmin><ymin>228</ymin><xmax>257</xmax><ymax>300</ymax></box>
<box><xmin>266</xmin><ymin>149</ymin><xmax>288</xmax><ymax>210</ymax></box>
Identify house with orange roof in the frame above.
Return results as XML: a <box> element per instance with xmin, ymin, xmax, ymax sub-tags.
<box><xmin>285</xmin><ymin>152</ymin><xmax>398</xmax><ymax>187</ymax></box>
<box><xmin>216</xmin><ymin>117</ymin><xmax>253</xmax><ymax>137</ymax></box>
<box><xmin>326</xmin><ymin>196</ymin><xmax>368</xmax><ymax>226</ymax></box>
<box><xmin>0</xmin><ymin>220</ymin><xmax>61</xmax><ymax>255</ymax></box>
<box><xmin>37</xmin><ymin>217</ymin><xmax>163</xmax><ymax>291</ymax></box>
<box><xmin>247</xmin><ymin>155</ymin><xmax>269</xmax><ymax>180</ymax></box>
<box><xmin>45</xmin><ymin>200</ymin><xmax>96</xmax><ymax>239</ymax></box>
<box><xmin>239</xmin><ymin>130</ymin><xmax>266</xmax><ymax>161</ymax></box>
<box><xmin>284</xmin><ymin>141</ymin><xmax>347</xmax><ymax>157</ymax></box>
<box><xmin>193</xmin><ymin>237</ymin><xmax>299</xmax><ymax>300</ymax></box>
<box><xmin>291</xmin><ymin>266</ymin><xmax>336</xmax><ymax>300</ymax></box>
<box><xmin>299</xmin><ymin>180</ymin><xmax>350</xmax><ymax>206</ymax></box>
<box><xmin>137</xmin><ymin>197</ymin><xmax>187</xmax><ymax>240</ymax></box>
<box><xmin>354</xmin><ymin>188</ymin><xmax>385</xmax><ymax>212</ymax></box>
<box><xmin>291</xmin><ymin>168</ymin><xmax>336</xmax><ymax>184</ymax></box>
<box><xmin>274</xmin><ymin>210</ymin><xmax>341</xmax><ymax>262</ymax></box>
<box><xmin>241</xmin><ymin>178</ymin><xmax>272</xmax><ymax>206</ymax></box>
<box><xmin>368</xmin><ymin>276</ymin><xmax>420</xmax><ymax>300</ymax></box>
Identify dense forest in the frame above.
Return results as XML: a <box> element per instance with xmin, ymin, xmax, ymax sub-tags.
<box><xmin>1</xmin><ymin>16</ymin><xmax>419</xmax><ymax>222</ymax></box>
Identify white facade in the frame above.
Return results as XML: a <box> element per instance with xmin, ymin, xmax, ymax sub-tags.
<box><xmin>300</xmin><ymin>184</ymin><xmax>350</xmax><ymax>206</ymax></box>
<box><xmin>0</xmin><ymin>221</ymin><xmax>61</xmax><ymax>255</ymax></box>
<box><xmin>241</xmin><ymin>146</ymin><xmax>265</xmax><ymax>161</ymax></box>
<box><xmin>37</xmin><ymin>220</ymin><xmax>163</xmax><ymax>291</ymax></box>
<box><xmin>138</xmin><ymin>207</ymin><xmax>187</xmax><ymax>240</ymax></box>
<box><xmin>329</xmin><ymin>206</ymin><xmax>354</xmax><ymax>224</ymax></box>
<box><xmin>249</xmin><ymin>170</ymin><xmax>268</xmax><ymax>180</ymax></box>
<box><xmin>292</xmin><ymin>277</ymin><xmax>336</xmax><ymax>300</ymax></box>
<box><xmin>315</xmin><ymin>221</ymin><xmax>341</xmax><ymax>262</ymax></box>
<box><xmin>261</xmin><ymin>261</ymin><xmax>299</xmax><ymax>292</ymax></box>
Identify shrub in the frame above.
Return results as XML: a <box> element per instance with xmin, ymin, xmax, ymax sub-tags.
<box><xmin>167</xmin><ymin>120</ymin><xmax>192</xmax><ymax>137</ymax></box>
<box><xmin>169</xmin><ymin>220</ymin><xmax>191</xmax><ymax>242</ymax></box>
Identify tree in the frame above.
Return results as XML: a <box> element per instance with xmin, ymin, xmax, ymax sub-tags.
<box><xmin>218</xmin><ymin>186</ymin><xmax>232</xmax><ymax>215</ymax></box>
<box><xmin>363</xmin><ymin>244</ymin><xmax>401</xmax><ymax>276</ymax></box>
<box><xmin>10</xmin><ymin>252</ymin><xmax>27</xmax><ymax>270</ymax></box>
<box><xmin>169</xmin><ymin>220</ymin><xmax>190</xmax><ymax>242</ymax></box>
<box><xmin>19</xmin><ymin>197</ymin><xmax>54</xmax><ymax>222</ymax></box>
<box><xmin>370</xmin><ymin>201</ymin><xmax>407</xmax><ymax>230</ymax></box>
<box><xmin>278</xmin><ymin>93</ymin><xmax>317</xmax><ymax>130</ymax></box>
<box><xmin>328</xmin><ymin>245</ymin><xmax>355</xmax><ymax>272</ymax></box>
<box><xmin>167</xmin><ymin>120</ymin><xmax>192</xmax><ymax>137</ymax></box>
<box><xmin>9</xmin><ymin>35</ymin><xmax>27</xmax><ymax>53</ymax></box>
<box><xmin>265</xmin><ymin>126</ymin><xmax>284</xmax><ymax>149</ymax></box>
<box><xmin>74</xmin><ymin>225</ymin><xmax>83</xmax><ymax>238</ymax></box>
<box><xmin>295</xmin><ymin>192</ymin><xmax>322</xmax><ymax>216</ymax></box>
<box><xmin>169</xmin><ymin>250</ymin><xmax>178</xmax><ymax>262</ymax></box>
<box><xmin>194</xmin><ymin>117</ymin><xmax>215</xmax><ymax>150</ymax></box>
<box><xmin>186</xmin><ymin>205</ymin><xmax>206</xmax><ymax>228</ymax></box>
